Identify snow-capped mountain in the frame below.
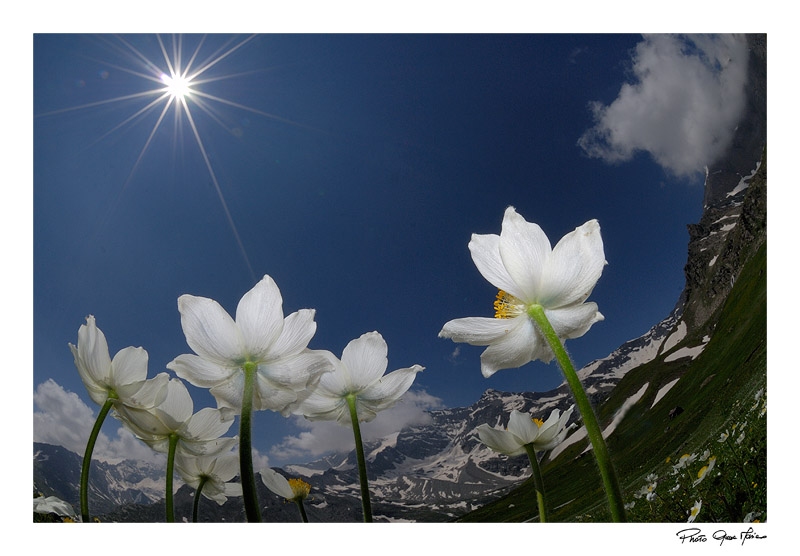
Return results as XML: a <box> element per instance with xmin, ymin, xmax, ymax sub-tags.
<box><xmin>34</xmin><ymin>443</ymin><xmax>165</xmax><ymax>516</ymax></box>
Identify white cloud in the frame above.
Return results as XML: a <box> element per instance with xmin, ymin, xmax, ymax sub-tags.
<box><xmin>33</xmin><ymin>379</ymin><xmax>165</xmax><ymax>467</ymax></box>
<box><xmin>578</xmin><ymin>34</ymin><xmax>749</xmax><ymax>177</ymax></box>
<box><xmin>269</xmin><ymin>389</ymin><xmax>443</xmax><ymax>462</ymax></box>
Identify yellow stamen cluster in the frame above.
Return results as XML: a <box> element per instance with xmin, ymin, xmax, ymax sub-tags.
<box><xmin>494</xmin><ymin>290</ymin><xmax>521</xmax><ymax>319</ymax></box>
<box><xmin>288</xmin><ymin>478</ymin><xmax>311</xmax><ymax>500</ymax></box>
<box><xmin>532</xmin><ymin>418</ymin><xmax>544</xmax><ymax>428</ymax></box>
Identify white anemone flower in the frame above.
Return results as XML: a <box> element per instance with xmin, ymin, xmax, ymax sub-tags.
<box><xmin>261</xmin><ymin>467</ymin><xmax>311</xmax><ymax>502</ymax></box>
<box><xmin>672</xmin><ymin>452</ymin><xmax>698</xmax><ymax>473</ymax></box>
<box><xmin>294</xmin><ymin>331</ymin><xmax>424</xmax><ymax>425</ymax></box>
<box><xmin>439</xmin><ymin>206</ymin><xmax>606</xmax><ymax>377</ymax></box>
<box><xmin>476</xmin><ymin>405</ymin><xmax>576</xmax><ymax>456</ymax></box>
<box><xmin>69</xmin><ymin>315</ymin><xmax>168</xmax><ymax>408</ymax></box>
<box><xmin>693</xmin><ymin>456</ymin><xmax>717</xmax><ymax>486</ymax></box>
<box><xmin>114</xmin><ymin>378</ymin><xmax>236</xmax><ymax>457</ymax></box>
<box><xmin>175</xmin><ymin>452</ymin><xmax>243</xmax><ymax>505</ymax></box>
<box><xmin>34</xmin><ymin>495</ymin><xmax>77</xmax><ymax>519</ymax></box>
<box><xmin>687</xmin><ymin>500</ymin><xmax>702</xmax><ymax>523</ymax></box>
<box><xmin>167</xmin><ymin>275</ymin><xmax>335</xmax><ymax>415</ymax></box>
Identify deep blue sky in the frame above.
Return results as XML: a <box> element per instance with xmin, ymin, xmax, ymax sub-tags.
<box><xmin>33</xmin><ymin>33</ymin><xmax>713</xmax><ymax>466</ymax></box>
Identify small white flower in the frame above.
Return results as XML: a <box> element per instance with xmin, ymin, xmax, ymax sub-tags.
<box><xmin>744</xmin><ymin>511</ymin><xmax>762</xmax><ymax>523</ymax></box>
<box><xmin>439</xmin><ymin>207</ymin><xmax>605</xmax><ymax>377</ymax></box>
<box><xmin>687</xmin><ymin>500</ymin><xmax>702</xmax><ymax>523</ymax></box>
<box><xmin>693</xmin><ymin>456</ymin><xmax>717</xmax><ymax>486</ymax></box>
<box><xmin>672</xmin><ymin>452</ymin><xmax>697</xmax><ymax>473</ymax></box>
<box><xmin>261</xmin><ymin>467</ymin><xmax>311</xmax><ymax>502</ymax></box>
<box><xmin>175</xmin><ymin>452</ymin><xmax>243</xmax><ymax>505</ymax></box>
<box><xmin>294</xmin><ymin>331</ymin><xmax>423</xmax><ymax>425</ymax></box>
<box><xmin>34</xmin><ymin>495</ymin><xmax>77</xmax><ymax>519</ymax></box>
<box><xmin>476</xmin><ymin>405</ymin><xmax>576</xmax><ymax>455</ymax></box>
<box><xmin>718</xmin><ymin>430</ymin><xmax>730</xmax><ymax>443</ymax></box>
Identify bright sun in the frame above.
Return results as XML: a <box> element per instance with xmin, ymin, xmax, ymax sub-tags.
<box><xmin>160</xmin><ymin>73</ymin><xmax>191</xmax><ymax>99</ymax></box>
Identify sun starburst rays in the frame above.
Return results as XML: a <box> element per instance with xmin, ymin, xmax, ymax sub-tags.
<box><xmin>36</xmin><ymin>34</ymin><xmax>268</xmax><ymax>281</ymax></box>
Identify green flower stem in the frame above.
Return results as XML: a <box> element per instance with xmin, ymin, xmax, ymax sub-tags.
<box><xmin>80</xmin><ymin>394</ymin><xmax>116</xmax><ymax>523</ymax></box>
<box><xmin>527</xmin><ymin>304</ymin><xmax>626</xmax><ymax>522</ymax></box>
<box><xmin>295</xmin><ymin>499</ymin><xmax>309</xmax><ymax>523</ymax></box>
<box><xmin>346</xmin><ymin>394</ymin><xmax>373</xmax><ymax>522</ymax></box>
<box><xmin>166</xmin><ymin>433</ymin><xmax>179</xmax><ymax>523</ymax></box>
<box><xmin>523</xmin><ymin>444</ymin><xmax>548</xmax><ymax>522</ymax></box>
<box><xmin>192</xmin><ymin>476</ymin><xmax>209</xmax><ymax>523</ymax></box>
<box><xmin>240</xmin><ymin>362</ymin><xmax>262</xmax><ymax>522</ymax></box>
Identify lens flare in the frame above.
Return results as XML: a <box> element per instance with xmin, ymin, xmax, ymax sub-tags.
<box><xmin>161</xmin><ymin>73</ymin><xmax>191</xmax><ymax>99</ymax></box>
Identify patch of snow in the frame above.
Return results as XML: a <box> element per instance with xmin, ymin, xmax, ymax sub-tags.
<box><xmin>727</xmin><ymin>161</ymin><xmax>761</xmax><ymax>197</ymax></box>
<box><xmin>650</xmin><ymin>378</ymin><xmax>680</xmax><ymax>409</ymax></box>
<box><xmin>601</xmin><ymin>383</ymin><xmax>649</xmax><ymax>439</ymax></box>
<box><xmin>367</xmin><ymin>432</ymin><xmax>400</xmax><ymax>460</ymax></box>
<box><xmin>375</xmin><ymin>515</ymin><xmax>416</xmax><ymax>523</ymax></box>
<box><xmin>285</xmin><ymin>465</ymin><xmax>326</xmax><ymax>477</ymax></box>
<box><xmin>662</xmin><ymin>322</ymin><xmax>687</xmax><ymax>353</ymax></box>
<box><xmin>664</xmin><ymin>343</ymin><xmax>707</xmax><ymax>362</ymax></box>
<box><xmin>720</xmin><ymin>222</ymin><xmax>737</xmax><ymax>232</ymax></box>
<box><xmin>712</xmin><ymin>214</ymin><xmax>739</xmax><ymax>225</ymax></box>
<box><xmin>709</xmin><ymin>255</ymin><xmax>718</xmax><ymax>267</ymax></box>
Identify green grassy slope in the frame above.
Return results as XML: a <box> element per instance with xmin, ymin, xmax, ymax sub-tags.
<box><xmin>459</xmin><ymin>241</ymin><xmax>766</xmax><ymax>522</ymax></box>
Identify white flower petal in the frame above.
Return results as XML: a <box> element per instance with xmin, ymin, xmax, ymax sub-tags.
<box><xmin>178</xmin><ymin>294</ymin><xmax>245</xmax><ymax>366</ymax></box>
<box><xmin>439</xmin><ymin>317</ymin><xmax>518</xmax><ymax>346</ymax></box>
<box><xmin>114</xmin><ymin>372</ymin><xmax>169</xmax><ymax>409</ymax></box>
<box><xmin>209</xmin><ymin>373</ymin><xmax>245</xmax><ymax>413</ymax></box>
<box><xmin>468</xmin><ymin>232</ymin><xmax>524</xmax><ymax>298</ymax></box>
<box><xmin>544</xmin><ymin>303</ymin><xmax>604</xmax><ymax>340</ymax></box>
<box><xmin>114</xmin><ymin>405</ymin><xmax>171</xmax><ymax>440</ymax></box>
<box><xmin>34</xmin><ymin>496</ymin><xmax>76</xmax><ymax>517</ymax></box>
<box><xmin>340</xmin><ymin>332</ymin><xmax>389</xmax><ymax>391</ymax></box>
<box><xmin>311</xmin><ymin>355</ymin><xmax>351</xmax><ymax>398</ymax></box>
<box><xmin>264</xmin><ymin>309</ymin><xmax>318</xmax><ymax>361</ymax></box>
<box><xmin>298</xmin><ymin>391</ymin><xmax>349</xmax><ymax>424</ymax></box>
<box><xmin>180</xmin><ymin>436</ymin><xmax>238</xmax><ymax>457</ymax></box>
<box><xmin>479</xmin><ymin>317</ymin><xmax>550</xmax><ymax>377</ymax></box>
<box><xmin>498</xmin><ymin>207</ymin><xmax>552</xmax><ymax>302</ymax></box>
<box><xmin>223</xmin><ymin>482</ymin><xmax>244</xmax><ymax>498</ymax></box>
<box><xmin>209</xmin><ymin>452</ymin><xmax>240</xmax><ymax>482</ymax></box>
<box><xmin>261</xmin><ymin>467</ymin><xmax>294</xmax><ymax>500</ymax></box>
<box><xmin>507</xmin><ymin>410</ymin><xmax>541</xmax><ymax>445</ymax></box>
<box><xmin>168</xmin><ymin>354</ymin><xmax>237</xmax><ymax>388</ymax></box>
<box><xmin>76</xmin><ymin>315</ymin><xmax>112</xmax><ymax>385</ymax></box>
<box><xmin>109</xmin><ymin>346</ymin><xmax>149</xmax><ymax>387</ymax></box>
<box><xmin>181</xmin><ymin>408</ymin><xmax>234</xmax><ymax>442</ymax></box>
<box><xmin>253</xmin><ymin>373</ymin><xmax>302</xmax><ymax>414</ymax></box>
<box><xmin>357</xmin><ymin>365</ymin><xmax>423</xmax><ymax>421</ymax></box>
<box><xmin>154</xmin><ymin>379</ymin><xmax>194</xmax><ymax>431</ymax></box>
<box><xmin>476</xmin><ymin>424</ymin><xmax>526</xmax><ymax>456</ymax></box>
<box><xmin>234</xmin><ymin>275</ymin><xmax>285</xmax><ymax>360</ymax></box>
<box><xmin>538</xmin><ymin>219</ymin><xmax>606</xmax><ymax>308</ymax></box>
<box><xmin>259</xmin><ymin>349</ymin><xmax>336</xmax><ymax>391</ymax></box>
<box><xmin>533</xmin><ymin>406</ymin><xmax>575</xmax><ymax>451</ymax></box>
